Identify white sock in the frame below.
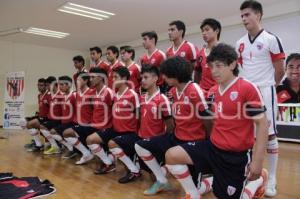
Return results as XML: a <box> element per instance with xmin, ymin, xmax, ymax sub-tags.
<box><xmin>52</xmin><ymin>134</ymin><xmax>73</xmax><ymax>151</ymax></box>
<box><xmin>267</xmin><ymin>138</ymin><xmax>278</xmax><ymax>186</ymax></box>
<box><xmin>65</xmin><ymin>137</ymin><xmax>90</xmax><ymax>156</ymax></box>
<box><xmin>40</xmin><ymin>129</ymin><xmax>59</xmax><ymax>148</ymax></box>
<box><xmin>199</xmin><ymin>177</ymin><xmax>213</xmax><ymax>195</ymax></box>
<box><xmin>242</xmin><ymin>177</ymin><xmax>263</xmax><ymax>199</ymax></box>
<box><xmin>110</xmin><ymin>147</ymin><xmax>139</xmax><ymax>173</ymax></box>
<box><xmin>29</xmin><ymin>129</ymin><xmax>42</xmax><ymax>147</ymax></box>
<box><xmin>166</xmin><ymin>164</ymin><xmax>200</xmax><ymax>199</ymax></box>
<box><xmin>135</xmin><ymin>144</ymin><xmax>168</xmax><ymax>183</ymax></box>
<box><xmin>88</xmin><ymin>144</ymin><xmax>112</xmax><ymax>165</ymax></box>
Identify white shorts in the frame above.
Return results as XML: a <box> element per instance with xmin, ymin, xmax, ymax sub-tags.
<box><xmin>259</xmin><ymin>86</ymin><xmax>278</xmax><ymax>135</ymax></box>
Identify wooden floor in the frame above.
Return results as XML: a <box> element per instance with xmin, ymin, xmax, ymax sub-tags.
<box><xmin>0</xmin><ymin>129</ymin><xmax>299</xmax><ymax>199</ymax></box>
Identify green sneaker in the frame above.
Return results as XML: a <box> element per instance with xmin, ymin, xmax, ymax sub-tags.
<box><xmin>144</xmin><ymin>181</ymin><xmax>172</xmax><ymax>195</ymax></box>
<box><xmin>43</xmin><ymin>147</ymin><xmax>61</xmax><ymax>155</ymax></box>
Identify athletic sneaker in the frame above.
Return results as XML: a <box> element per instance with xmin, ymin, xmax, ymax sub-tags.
<box><xmin>43</xmin><ymin>147</ymin><xmax>61</xmax><ymax>155</ymax></box>
<box><xmin>24</xmin><ymin>140</ymin><xmax>35</xmax><ymax>149</ymax></box>
<box><xmin>253</xmin><ymin>168</ymin><xmax>268</xmax><ymax>199</ymax></box>
<box><xmin>62</xmin><ymin>151</ymin><xmax>78</xmax><ymax>159</ymax></box>
<box><xmin>144</xmin><ymin>181</ymin><xmax>172</xmax><ymax>195</ymax></box>
<box><xmin>27</xmin><ymin>145</ymin><xmax>43</xmax><ymax>152</ymax></box>
<box><xmin>265</xmin><ymin>179</ymin><xmax>277</xmax><ymax>197</ymax></box>
<box><xmin>44</xmin><ymin>142</ymin><xmax>51</xmax><ymax>151</ymax></box>
<box><xmin>118</xmin><ymin>171</ymin><xmax>141</xmax><ymax>184</ymax></box>
<box><xmin>94</xmin><ymin>163</ymin><xmax>116</xmax><ymax>175</ymax></box>
<box><xmin>75</xmin><ymin>154</ymin><xmax>94</xmax><ymax>165</ymax></box>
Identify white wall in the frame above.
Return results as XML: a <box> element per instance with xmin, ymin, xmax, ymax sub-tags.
<box><xmin>0</xmin><ymin>41</ymin><xmax>87</xmax><ymax>124</ymax></box>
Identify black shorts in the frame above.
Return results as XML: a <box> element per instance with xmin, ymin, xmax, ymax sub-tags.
<box><xmin>181</xmin><ymin>140</ymin><xmax>251</xmax><ymax>199</ymax></box>
<box><xmin>42</xmin><ymin>120</ymin><xmax>61</xmax><ymax>130</ymax></box>
<box><xmin>36</xmin><ymin>117</ymin><xmax>48</xmax><ymax>124</ymax></box>
<box><xmin>53</xmin><ymin>122</ymin><xmax>76</xmax><ymax>136</ymax></box>
<box><xmin>113</xmin><ymin>133</ymin><xmax>141</xmax><ymax>159</ymax></box>
<box><xmin>72</xmin><ymin>125</ymin><xmax>98</xmax><ymax>145</ymax></box>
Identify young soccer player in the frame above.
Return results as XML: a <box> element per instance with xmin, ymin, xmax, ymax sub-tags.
<box><xmin>89</xmin><ymin>46</ymin><xmax>110</xmax><ymax>73</ymax></box>
<box><xmin>165</xmin><ymin>43</ymin><xmax>268</xmax><ymax>199</ymax></box>
<box><xmin>236</xmin><ymin>1</ymin><xmax>285</xmax><ymax>196</ymax></box>
<box><xmin>106</xmin><ymin>46</ymin><xmax>123</xmax><ymax>88</ymax></box>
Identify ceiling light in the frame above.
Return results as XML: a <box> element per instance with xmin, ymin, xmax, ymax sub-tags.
<box><xmin>24</xmin><ymin>27</ymin><xmax>70</xmax><ymax>38</ymax></box>
<box><xmin>58</xmin><ymin>2</ymin><xmax>115</xmax><ymax>21</ymax></box>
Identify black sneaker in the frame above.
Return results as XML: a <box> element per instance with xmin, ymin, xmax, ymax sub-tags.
<box><xmin>27</xmin><ymin>145</ymin><xmax>43</xmax><ymax>152</ymax></box>
<box><xmin>24</xmin><ymin>140</ymin><xmax>35</xmax><ymax>149</ymax></box>
<box><xmin>62</xmin><ymin>150</ymin><xmax>78</xmax><ymax>159</ymax></box>
<box><xmin>94</xmin><ymin>163</ymin><xmax>116</xmax><ymax>175</ymax></box>
<box><xmin>118</xmin><ymin>171</ymin><xmax>141</xmax><ymax>184</ymax></box>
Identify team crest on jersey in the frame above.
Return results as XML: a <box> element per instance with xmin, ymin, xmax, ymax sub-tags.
<box><xmin>238</xmin><ymin>43</ymin><xmax>245</xmax><ymax>53</ymax></box>
<box><xmin>227</xmin><ymin>185</ymin><xmax>236</xmax><ymax>196</ymax></box>
<box><xmin>257</xmin><ymin>42</ymin><xmax>264</xmax><ymax>50</ymax></box>
<box><xmin>151</xmin><ymin>58</ymin><xmax>156</xmax><ymax>64</ymax></box>
<box><xmin>151</xmin><ymin>106</ymin><xmax>157</xmax><ymax>114</ymax></box>
<box><xmin>184</xmin><ymin>96</ymin><xmax>189</xmax><ymax>104</ymax></box>
<box><xmin>230</xmin><ymin>91</ymin><xmax>238</xmax><ymax>101</ymax></box>
<box><xmin>180</xmin><ymin>52</ymin><xmax>186</xmax><ymax>57</ymax></box>
<box><xmin>123</xmin><ymin>100</ymin><xmax>128</xmax><ymax>105</ymax></box>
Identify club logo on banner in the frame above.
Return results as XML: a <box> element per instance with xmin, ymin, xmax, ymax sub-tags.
<box><xmin>3</xmin><ymin>71</ymin><xmax>25</xmax><ymax>129</ymax></box>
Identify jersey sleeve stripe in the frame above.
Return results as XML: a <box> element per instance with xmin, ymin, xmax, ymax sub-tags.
<box><xmin>187</xmin><ymin>42</ymin><xmax>197</xmax><ymax>60</ymax></box>
<box><xmin>193</xmin><ymin>83</ymin><xmax>208</xmax><ymax>109</ymax></box>
<box><xmin>130</xmin><ymin>89</ymin><xmax>140</xmax><ymax>108</ymax></box>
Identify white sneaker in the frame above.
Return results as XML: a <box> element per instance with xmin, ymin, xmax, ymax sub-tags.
<box><xmin>265</xmin><ymin>179</ymin><xmax>277</xmax><ymax>197</ymax></box>
<box><xmin>75</xmin><ymin>154</ymin><xmax>94</xmax><ymax>165</ymax></box>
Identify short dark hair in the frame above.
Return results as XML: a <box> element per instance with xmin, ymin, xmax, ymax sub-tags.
<box><xmin>169</xmin><ymin>20</ymin><xmax>186</xmax><ymax>38</ymax></box>
<box><xmin>107</xmin><ymin>46</ymin><xmax>119</xmax><ymax>58</ymax></box>
<box><xmin>286</xmin><ymin>53</ymin><xmax>300</xmax><ymax>67</ymax></box>
<box><xmin>58</xmin><ymin>76</ymin><xmax>72</xmax><ymax>84</ymax></box>
<box><xmin>200</xmin><ymin>18</ymin><xmax>222</xmax><ymax>40</ymax></box>
<box><xmin>240</xmin><ymin>0</ymin><xmax>263</xmax><ymax>18</ymax></box>
<box><xmin>46</xmin><ymin>76</ymin><xmax>57</xmax><ymax>84</ymax></box>
<box><xmin>89</xmin><ymin>67</ymin><xmax>108</xmax><ymax>78</ymax></box>
<box><xmin>207</xmin><ymin>43</ymin><xmax>239</xmax><ymax>76</ymax></box>
<box><xmin>160</xmin><ymin>56</ymin><xmax>192</xmax><ymax>83</ymax></box>
<box><xmin>77</xmin><ymin>72</ymin><xmax>90</xmax><ymax>85</ymax></box>
<box><xmin>123</xmin><ymin>46</ymin><xmax>135</xmax><ymax>60</ymax></box>
<box><xmin>38</xmin><ymin>78</ymin><xmax>46</xmax><ymax>84</ymax></box>
<box><xmin>113</xmin><ymin>66</ymin><xmax>130</xmax><ymax>80</ymax></box>
<box><xmin>141</xmin><ymin>31</ymin><xmax>158</xmax><ymax>45</ymax></box>
<box><xmin>89</xmin><ymin>46</ymin><xmax>102</xmax><ymax>55</ymax></box>
<box><xmin>141</xmin><ymin>65</ymin><xmax>159</xmax><ymax>77</ymax></box>
<box><xmin>120</xmin><ymin>45</ymin><xmax>130</xmax><ymax>51</ymax></box>
<box><xmin>73</xmin><ymin>55</ymin><xmax>85</xmax><ymax>66</ymax></box>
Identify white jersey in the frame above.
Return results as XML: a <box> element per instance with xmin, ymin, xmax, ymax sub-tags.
<box><xmin>236</xmin><ymin>29</ymin><xmax>285</xmax><ymax>87</ymax></box>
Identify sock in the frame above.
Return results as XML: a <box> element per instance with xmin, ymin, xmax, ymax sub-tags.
<box><xmin>135</xmin><ymin>144</ymin><xmax>168</xmax><ymax>183</ymax></box>
<box><xmin>88</xmin><ymin>144</ymin><xmax>112</xmax><ymax>165</ymax></box>
<box><xmin>242</xmin><ymin>176</ymin><xmax>263</xmax><ymax>199</ymax></box>
<box><xmin>65</xmin><ymin>137</ymin><xmax>90</xmax><ymax>156</ymax></box>
<box><xmin>110</xmin><ymin>147</ymin><xmax>139</xmax><ymax>173</ymax></box>
<box><xmin>52</xmin><ymin>134</ymin><xmax>73</xmax><ymax>151</ymax></box>
<box><xmin>40</xmin><ymin>129</ymin><xmax>59</xmax><ymax>148</ymax></box>
<box><xmin>267</xmin><ymin>138</ymin><xmax>278</xmax><ymax>186</ymax></box>
<box><xmin>199</xmin><ymin>177</ymin><xmax>213</xmax><ymax>195</ymax></box>
<box><xmin>166</xmin><ymin>164</ymin><xmax>200</xmax><ymax>199</ymax></box>
<box><xmin>29</xmin><ymin>129</ymin><xmax>42</xmax><ymax>147</ymax></box>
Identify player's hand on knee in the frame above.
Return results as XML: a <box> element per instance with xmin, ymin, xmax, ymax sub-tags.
<box><xmin>247</xmin><ymin>161</ymin><xmax>263</xmax><ymax>181</ymax></box>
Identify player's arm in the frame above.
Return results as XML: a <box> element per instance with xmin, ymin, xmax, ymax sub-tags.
<box><xmin>164</xmin><ymin>116</ymin><xmax>175</xmax><ymax>133</ymax></box>
<box><xmin>194</xmin><ymin>67</ymin><xmax>201</xmax><ymax>84</ymax></box>
<box><xmin>273</xmin><ymin>59</ymin><xmax>285</xmax><ymax>86</ymax></box>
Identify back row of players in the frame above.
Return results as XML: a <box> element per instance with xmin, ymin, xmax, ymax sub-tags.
<box><xmin>23</xmin><ymin>1</ymin><xmax>287</xmax><ymax>198</ymax></box>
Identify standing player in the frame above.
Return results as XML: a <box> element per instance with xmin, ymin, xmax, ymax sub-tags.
<box><xmin>194</xmin><ymin>18</ymin><xmax>221</xmax><ymax>92</ymax></box>
<box><xmin>139</xmin><ymin>31</ymin><xmax>166</xmax><ymax>92</ymax></box>
<box><xmin>120</xmin><ymin>46</ymin><xmax>141</xmax><ymax>93</ymax></box>
<box><xmin>236</xmin><ymin>1</ymin><xmax>285</xmax><ymax>196</ymax></box>
<box><xmin>73</xmin><ymin>55</ymin><xmax>87</xmax><ymax>89</ymax></box>
<box><xmin>165</xmin><ymin>43</ymin><xmax>268</xmax><ymax>199</ymax></box>
<box><xmin>106</xmin><ymin>46</ymin><xmax>123</xmax><ymax>88</ymax></box>
<box><xmin>166</xmin><ymin>20</ymin><xmax>197</xmax><ymax>64</ymax></box>
<box><xmin>89</xmin><ymin>46</ymin><xmax>110</xmax><ymax>73</ymax></box>
<box><xmin>135</xmin><ymin>56</ymin><xmax>210</xmax><ymax>195</ymax></box>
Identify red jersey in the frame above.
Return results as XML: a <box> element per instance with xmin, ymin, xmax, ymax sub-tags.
<box><xmin>91</xmin><ymin>86</ymin><xmax>114</xmax><ymax>129</ymax></box>
<box><xmin>139</xmin><ymin>91</ymin><xmax>171</xmax><ymax>138</ymax></box>
<box><xmin>61</xmin><ymin>91</ymin><xmax>77</xmax><ymax>124</ymax></box>
<box><xmin>127</xmin><ymin>62</ymin><xmax>141</xmax><ymax>93</ymax></box>
<box><xmin>90</xmin><ymin>60</ymin><xmax>110</xmax><ymax>73</ymax></box>
<box><xmin>196</xmin><ymin>48</ymin><xmax>216</xmax><ymax>91</ymax></box>
<box><xmin>166</xmin><ymin>40</ymin><xmax>197</xmax><ymax>63</ymax></box>
<box><xmin>112</xmin><ymin>88</ymin><xmax>139</xmax><ymax>133</ymax></box>
<box><xmin>74</xmin><ymin>88</ymin><xmax>93</xmax><ymax>125</ymax></box>
<box><xmin>208</xmin><ymin>78</ymin><xmax>265</xmax><ymax>152</ymax></box>
<box><xmin>38</xmin><ymin>91</ymin><xmax>51</xmax><ymax>118</ymax></box>
<box><xmin>73</xmin><ymin>67</ymin><xmax>88</xmax><ymax>89</ymax></box>
<box><xmin>170</xmin><ymin>82</ymin><xmax>208</xmax><ymax>141</ymax></box>
<box><xmin>108</xmin><ymin>60</ymin><xmax>123</xmax><ymax>88</ymax></box>
<box><xmin>48</xmin><ymin>91</ymin><xmax>63</xmax><ymax>120</ymax></box>
<box><xmin>139</xmin><ymin>49</ymin><xmax>166</xmax><ymax>86</ymax></box>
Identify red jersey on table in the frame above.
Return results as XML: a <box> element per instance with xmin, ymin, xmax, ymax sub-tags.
<box><xmin>208</xmin><ymin>78</ymin><xmax>266</xmax><ymax>152</ymax></box>
<box><xmin>108</xmin><ymin>60</ymin><xmax>123</xmax><ymax>88</ymax></box>
<box><xmin>90</xmin><ymin>86</ymin><xmax>114</xmax><ymax>129</ymax></box>
<box><xmin>170</xmin><ymin>81</ymin><xmax>208</xmax><ymax>141</ymax></box>
<box><xmin>139</xmin><ymin>91</ymin><xmax>171</xmax><ymax>138</ymax></box>
<box><xmin>139</xmin><ymin>49</ymin><xmax>166</xmax><ymax>86</ymax></box>
<box><xmin>61</xmin><ymin>91</ymin><xmax>76</xmax><ymax>124</ymax></box>
<box><xmin>38</xmin><ymin>91</ymin><xmax>51</xmax><ymax>118</ymax></box>
<box><xmin>166</xmin><ymin>40</ymin><xmax>197</xmax><ymax>63</ymax></box>
<box><xmin>74</xmin><ymin>88</ymin><xmax>94</xmax><ymax>125</ymax></box>
<box><xmin>112</xmin><ymin>88</ymin><xmax>139</xmax><ymax>133</ymax></box>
